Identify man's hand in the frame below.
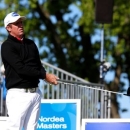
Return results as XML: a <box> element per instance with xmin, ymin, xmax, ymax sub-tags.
<box><xmin>45</xmin><ymin>73</ymin><xmax>59</xmax><ymax>85</ymax></box>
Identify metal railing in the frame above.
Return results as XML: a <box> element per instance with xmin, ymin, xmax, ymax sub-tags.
<box><xmin>41</xmin><ymin>61</ymin><xmax>111</xmax><ymax>119</ymax></box>
<box><xmin>0</xmin><ymin>60</ymin><xmax>111</xmax><ymax>119</ymax></box>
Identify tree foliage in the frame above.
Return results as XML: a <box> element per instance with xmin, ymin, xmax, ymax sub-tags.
<box><xmin>0</xmin><ymin>0</ymin><xmax>130</xmax><ymax>118</ymax></box>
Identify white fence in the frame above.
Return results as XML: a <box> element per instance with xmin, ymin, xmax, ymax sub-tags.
<box><xmin>0</xmin><ymin>61</ymin><xmax>111</xmax><ymax>119</ymax></box>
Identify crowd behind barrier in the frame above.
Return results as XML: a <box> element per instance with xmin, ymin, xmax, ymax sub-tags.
<box><xmin>0</xmin><ymin>65</ymin><xmax>7</xmax><ymax>116</ymax></box>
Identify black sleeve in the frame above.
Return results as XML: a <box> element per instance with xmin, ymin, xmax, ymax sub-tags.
<box><xmin>1</xmin><ymin>41</ymin><xmax>46</xmax><ymax>79</ymax></box>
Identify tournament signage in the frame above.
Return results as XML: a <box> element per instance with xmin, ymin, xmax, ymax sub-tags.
<box><xmin>37</xmin><ymin>99</ymin><xmax>81</xmax><ymax>130</ymax></box>
<box><xmin>82</xmin><ymin>119</ymin><xmax>130</xmax><ymax>130</ymax></box>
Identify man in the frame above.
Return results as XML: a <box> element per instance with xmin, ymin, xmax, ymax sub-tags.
<box><xmin>1</xmin><ymin>12</ymin><xmax>59</xmax><ymax>130</ymax></box>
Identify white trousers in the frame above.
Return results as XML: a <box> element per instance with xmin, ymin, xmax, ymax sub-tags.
<box><xmin>6</xmin><ymin>88</ymin><xmax>42</xmax><ymax>130</ymax></box>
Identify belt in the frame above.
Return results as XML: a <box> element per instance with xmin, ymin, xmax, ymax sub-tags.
<box><xmin>25</xmin><ymin>88</ymin><xmax>38</xmax><ymax>93</ymax></box>
<box><xmin>9</xmin><ymin>87</ymin><xmax>38</xmax><ymax>93</ymax></box>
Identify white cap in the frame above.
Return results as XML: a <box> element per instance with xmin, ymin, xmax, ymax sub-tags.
<box><xmin>4</xmin><ymin>12</ymin><xmax>26</xmax><ymax>27</ymax></box>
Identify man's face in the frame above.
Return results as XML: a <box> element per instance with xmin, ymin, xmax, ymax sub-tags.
<box><xmin>6</xmin><ymin>18</ymin><xmax>24</xmax><ymax>38</ymax></box>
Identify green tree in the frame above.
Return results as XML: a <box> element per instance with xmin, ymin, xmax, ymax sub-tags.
<box><xmin>0</xmin><ymin>0</ymin><xmax>130</xmax><ymax>118</ymax></box>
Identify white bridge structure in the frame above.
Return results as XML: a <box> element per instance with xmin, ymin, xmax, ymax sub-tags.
<box><xmin>0</xmin><ymin>60</ymin><xmax>111</xmax><ymax>120</ymax></box>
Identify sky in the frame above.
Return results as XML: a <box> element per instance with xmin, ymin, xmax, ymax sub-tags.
<box><xmin>105</xmin><ymin>71</ymin><xmax>130</xmax><ymax>118</ymax></box>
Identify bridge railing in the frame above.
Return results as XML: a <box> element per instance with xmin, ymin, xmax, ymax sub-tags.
<box><xmin>0</xmin><ymin>60</ymin><xmax>111</xmax><ymax>119</ymax></box>
<box><xmin>41</xmin><ymin>61</ymin><xmax>111</xmax><ymax>119</ymax></box>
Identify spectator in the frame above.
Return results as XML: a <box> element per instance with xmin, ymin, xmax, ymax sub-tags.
<box><xmin>0</xmin><ymin>64</ymin><xmax>7</xmax><ymax>116</ymax></box>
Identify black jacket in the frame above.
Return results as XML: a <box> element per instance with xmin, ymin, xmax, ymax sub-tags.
<box><xmin>1</xmin><ymin>35</ymin><xmax>46</xmax><ymax>89</ymax></box>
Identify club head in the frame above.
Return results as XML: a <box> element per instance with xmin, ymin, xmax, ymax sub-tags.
<box><xmin>127</xmin><ymin>87</ymin><xmax>130</xmax><ymax>95</ymax></box>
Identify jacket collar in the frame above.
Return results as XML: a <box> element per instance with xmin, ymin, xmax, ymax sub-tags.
<box><xmin>8</xmin><ymin>34</ymin><xmax>25</xmax><ymax>43</ymax></box>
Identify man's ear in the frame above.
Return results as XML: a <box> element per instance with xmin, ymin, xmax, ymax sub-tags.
<box><xmin>6</xmin><ymin>25</ymin><xmax>11</xmax><ymax>32</ymax></box>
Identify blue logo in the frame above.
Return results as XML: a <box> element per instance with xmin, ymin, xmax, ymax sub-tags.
<box><xmin>12</xmin><ymin>12</ymin><xmax>19</xmax><ymax>17</ymax></box>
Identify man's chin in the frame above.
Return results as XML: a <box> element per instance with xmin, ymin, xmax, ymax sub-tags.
<box><xmin>19</xmin><ymin>33</ymin><xmax>24</xmax><ymax>38</ymax></box>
